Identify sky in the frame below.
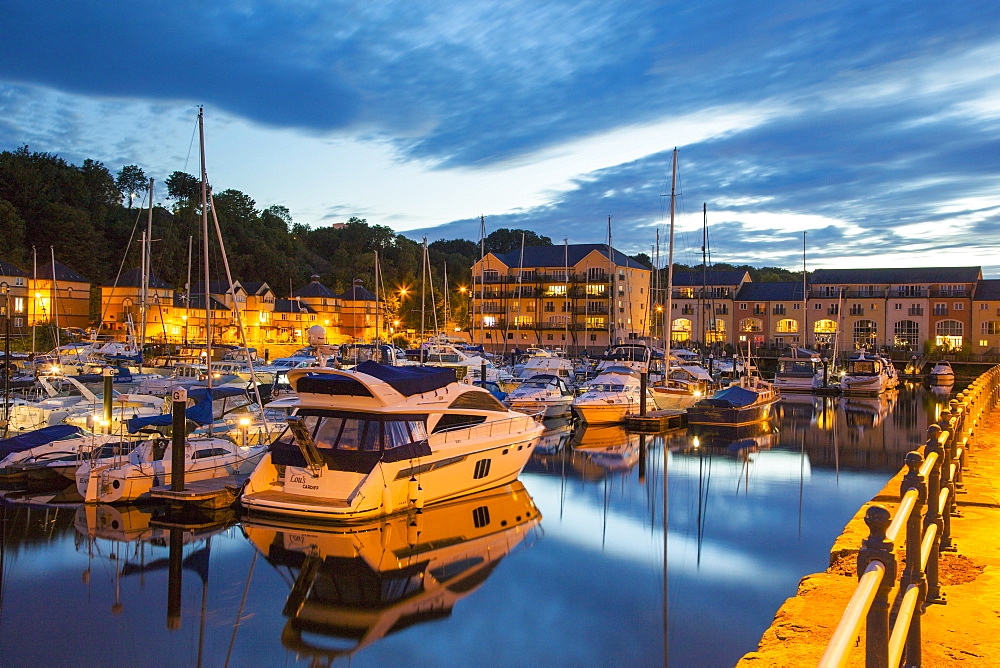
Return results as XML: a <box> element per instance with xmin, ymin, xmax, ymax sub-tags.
<box><xmin>1</xmin><ymin>1</ymin><xmax>999</xmax><ymax>275</ymax></box>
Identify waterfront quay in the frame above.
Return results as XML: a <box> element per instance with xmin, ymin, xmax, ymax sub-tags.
<box><xmin>740</xmin><ymin>382</ymin><xmax>1000</xmax><ymax>666</ymax></box>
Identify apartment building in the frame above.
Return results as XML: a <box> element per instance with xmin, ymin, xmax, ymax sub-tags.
<box><xmin>470</xmin><ymin>244</ymin><xmax>651</xmax><ymax>353</ymax></box>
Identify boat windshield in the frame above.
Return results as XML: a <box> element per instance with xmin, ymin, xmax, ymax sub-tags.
<box><xmin>587</xmin><ymin>383</ymin><xmax>626</xmax><ymax>393</ymax></box>
<box><xmin>779</xmin><ymin>360</ymin><xmax>817</xmax><ymax>375</ymax></box>
<box><xmin>288</xmin><ymin>412</ymin><xmax>428</xmax><ymax>453</ymax></box>
<box><xmin>848</xmin><ymin>361</ymin><xmax>877</xmax><ymax>375</ymax></box>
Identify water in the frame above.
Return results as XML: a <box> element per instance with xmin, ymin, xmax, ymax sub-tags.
<box><xmin>0</xmin><ymin>383</ymin><xmax>954</xmax><ymax>667</ymax></box>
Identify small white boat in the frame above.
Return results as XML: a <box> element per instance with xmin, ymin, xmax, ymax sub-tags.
<box><xmin>511</xmin><ymin>353</ymin><xmax>576</xmax><ymax>385</ymax></box>
<box><xmin>571</xmin><ymin>366</ymin><xmax>655</xmax><ymax>424</ymax></box>
<box><xmin>840</xmin><ymin>352</ymin><xmax>896</xmax><ymax>396</ymax></box>
<box><xmin>651</xmin><ymin>364</ymin><xmax>714</xmax><ymax>410</ymax></box>
<box><xmin>77</xmin><ymin>434</ymin><xmax>267</xmax><ymax>503</ymax></box>
<box><xmin>504</xmin><ymin>374</ymin><xmax>574</xmax><ymax>417</ymax></box>
<box><xmin>927</xmin><ymin>360</ymin><xmax>955</xmax><ymax>385</ymax></box>
<box><xmin>240</xmin><ymin>360</ymin><xmax>544</xmax><ymax>522</ymax></box>
<box><xmin>772</xmin><ymin>348</ymin><xmax>824</xmax><ymax>393</ymax></box>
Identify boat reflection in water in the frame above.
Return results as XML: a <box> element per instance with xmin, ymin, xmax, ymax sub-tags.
<box><xmin>533</xmin><ymin>417</ymin><xmax>575</xmax><ymax>456</ymax></box>
<box><xmin>687</xmin><ymin>421</ymin><xmax>779</xmax><ymax>455</ymax></box>
<box><xmin>842</xmin><ymin>389</ymin><xmax>898</xmax><ymax>431</ymax></box>
<box><xmin>571</xmin><ymin>423</ymin><xmax>641</xmax><ymax>472</ymax></box>
<box><xmin>243</xmin><ymin>481</ymin><xmax>542</xmax><ymax>661</ymax></box>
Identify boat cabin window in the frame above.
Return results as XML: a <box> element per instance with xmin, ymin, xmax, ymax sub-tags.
<box><xmin>448</xmin><ymin>390</ymin><xmax>507</xmax><ymax>412</ymax></box>
<box><xmin>848</xmin><ymin>360</ymin><xmax>877</xmax><ymax>375</ymax></box>
<box><xmin>588</xmin><ymin>383</ymin><xmax>626</xmax><ymax>392</ymax></box>
<box><xmin>779</xmin><ymin>360</ymin><xmax>817</xmax><ymax>374</ymax></box>
<box><xmin>192</xmin><ymin>447</ymin><xmax>229</xmax><ymax>459</ymax></box>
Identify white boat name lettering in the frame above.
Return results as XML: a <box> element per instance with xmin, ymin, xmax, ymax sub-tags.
<box><xmin>290</xmin><ymin>474</ymin><xmax>306</xmax><ymax>484</ymax></box>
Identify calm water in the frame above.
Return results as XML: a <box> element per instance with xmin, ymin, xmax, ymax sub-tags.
<box><xmin>0</xmin><ymin>383</ymin><xmax>955</xmax><ymax>667</ymax></box>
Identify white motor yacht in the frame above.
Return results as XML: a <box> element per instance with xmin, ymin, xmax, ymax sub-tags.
<box><xmin>240</xmin><ymin>360</ymin><xmax>544</xmax><ymax>522</ymax></box>
<box><xmin>772</xmin><ymin>348</ymin><xmax>824</xmax><ymax>392</ymax></box>
<box><xmin>571</xmin><ymin>366</ymin><xmax>655</xmax><ymax>424</ymax></box>
<box><xmin>840</xmin><ymin>352</ymin><xmax>896</xmax><ymax>396</ymax></box>
<box><xmin>927</xmin><ymin>360</ymin><xmax>955</xmax><ymax>385</ymax></box>
<box><xmin>504</xmin><ymin>374</ymin><xmax>574</xmax><ymax>418</ymax></box>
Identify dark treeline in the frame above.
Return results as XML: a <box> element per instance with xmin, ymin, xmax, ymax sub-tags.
<box><xmin>0</xmin><ymin>146</ymin><xmax>801</xmax><ymax>318</ymax></box>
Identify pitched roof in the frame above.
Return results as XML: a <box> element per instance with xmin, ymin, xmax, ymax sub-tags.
<box><xmin>736</xmin><ymin>282</ymin><xmax>805</xmax><ymax>301</ymax></box>
<box><xmin>38</xmin><ymin>260</ymin><xmax>89</xmax><ymax>284</ymax></box>
<box><xmin>974</xmin><ymin>279</ymin><xmax>1000</xmax><ymax>301</ymax></box>
<box><xmin>103</xmin><ymin>268</ymin><xmax>172</xmax><ymax>289</ymax></box>
<box><xmin>0</xmin><ymin>260</ymin><xmax>28</xmax><ymax>278</ymax></box>
<box><xmin>239</xmin><ymin>281</ymin><xmax>271</xmax><ymax>296</ymax></box>
<box><xmin>338</xmin><ymin>282</ymin><xmax>380</xmax><ymax>302</ymax></box>
<box><xmin>190</xmin><ymin>280</ymin><xmax>242</xmax><ymax>296</ymax></box>
<box><xmin>292</xmin><ymin>279</ymin><xmax>336</xmax><ymax>299</ymax></box>
<box><xmin>491</xmin><ymin>243</ymin><xmax>648</xmax><ymax>271</ymax></box>
<box><xmin>671</xmin><ymin>270</ymin><xmax>749</xmax><ymax>287</ymax></box>
<box><xmin>172</xmin><ymin>294</ymin><xmax>229</xmax><ymax>311</ymax></box>
<box><xmin>273</xmin><ymin>298</ymin><xmax>317</xmax><ymax>314</ymax></box>
<box><xmin>810</xmin><ymin>267</ymin><xmax>982</xmax><ymax>285</ymax></box>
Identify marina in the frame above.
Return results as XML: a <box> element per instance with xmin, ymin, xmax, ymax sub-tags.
<box><xmin>0</xmin><ymin>380</ymin><xmax>956</xmax><ymax>665</ymax></box>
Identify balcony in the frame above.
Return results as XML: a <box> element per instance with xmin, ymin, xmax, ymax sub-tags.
<box><xmin>907</xmin><ymin>307</ymin><xmax>924</xmax><ymax>316</ymax></box>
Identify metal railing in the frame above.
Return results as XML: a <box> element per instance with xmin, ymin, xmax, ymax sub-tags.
<box><xmin>819</xmin><ymin>364</ymin><xmax>1000</xmax><ymax>667</ymax></box>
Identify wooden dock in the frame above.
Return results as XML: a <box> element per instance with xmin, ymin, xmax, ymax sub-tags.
<box><xmin>149</xmin><ymin>474</ymin><xmax>246</xmax><ymax>509</ymax></box>
<box><xmin>623</xmin><ymin>409</ymin><xmax>687</xmax><ymax>432</ymax></box>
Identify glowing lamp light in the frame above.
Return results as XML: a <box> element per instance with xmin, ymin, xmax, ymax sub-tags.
<box><xmin>692</xmin><ymin>436</ymin><xmax>700</xmax><ymax>449</ymax></box>
<box><xmin>238</xmin><ymin>418</ymin><xmax>251</xmax><ymax>427</ymax></box>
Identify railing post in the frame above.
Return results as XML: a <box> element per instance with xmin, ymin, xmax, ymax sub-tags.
<box><xmin>938</xmin><ymin>408</ymin><xmax>957</xmax><ymax>551</ymax></box>
<box><xmin>922</xmin><ymin>425</ymin><xmax>945</xmax><ymax>605</ymax></box>
<box><xmin>898</xmin><ymin>451</ymin><xmax>927</xmax><ymax>666</ymax></box>
<box><xmin>858</xmin><ymin>505</ymin><xmax>896</xmax><ymax>668</ymax></box>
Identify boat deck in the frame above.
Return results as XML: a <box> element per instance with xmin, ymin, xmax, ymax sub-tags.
<box><xmin>243</xmin><ymin>488</ymin><xmax>351</xmax><ymax>509</ymax></box>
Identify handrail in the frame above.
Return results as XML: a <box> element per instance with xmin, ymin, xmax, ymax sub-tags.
<box><xmin>819</xmin><ymin>561</ymin><xmax>887</xmax><ymax>667</ymax></box>
<box><xmin>818</xmin><ymin>363</ymin><xmax>1000</xmax><ymax>667</ymax></box>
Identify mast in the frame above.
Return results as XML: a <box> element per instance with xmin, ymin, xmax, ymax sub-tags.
<box><xmin>802</xmin><ymin>231</ymin><xmax>808</xmax><ymax>349</ymax></box>
<box><xmin>30</xmin><ymin>246</ymin><xmax>36</xmax><ymax>355</ymax></box>
<box><xmin>663</xmin><ymin>148</ymin><xmax>678</xmax><ymax>382</ymax></box>
<box><xmin>198</xmin><ymin>106</ymin><xmax>212</xmax><ymax>390</ymax></box>
<box><xmin>478</xmin><ymin>214</ymin><xmax>485</xmax><ymax>347</ymax></box>
<box><xmin>50</xmin><ymin>246</ymin><xmax>60</xmax><ymax>352</ymax></box>
<box><xmin>607</xmin><ymin>215</ymin><xmax>614</xmax><ymax>347</ymax></box>
<box><xmin>374</xmin><ymin>250</ymin><xmax>380</xmax><ymax>342</ymax></box>
<box><xmin>564</xmin><ymin>238</ymin><xmax>570</xmax><ymax>353</ymax></box>
<box><xmin>701</xmin><ymin>203</ymin><xmax>707</xmax><ymax>354</ymax></box>
<box><xmin>140</xmin><ymin>178</ymin><xmax>153</xmax><ymax>356</ymax></box>
<box><xmin>421</xmin><ymin>238</ymin><xmax>427</xmax><ymax>343</ymax></box>
<box><xmin>514</xmin><ymin>232</ymin><xmax>525</xmax><ymax>347</ymax></box>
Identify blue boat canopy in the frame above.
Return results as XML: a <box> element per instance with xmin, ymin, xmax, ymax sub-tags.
<box><xmin>126</xmin><ymin>386</ymin><xmax>247</xmax><ymax>433</ymax></box>
<box><xmin>703</xmin><ymin>385</ymin><xmax>759</xmax><ymax>409</ymax></box>
<box><xmin>0</xmin><ymin>425</ymin><xmax>81</xmax><ymax>459</ymax></box>
<box><xmin>355</xmin><ymin>360</ymin><xmax>456</xmax><ymax>396</ymax></box>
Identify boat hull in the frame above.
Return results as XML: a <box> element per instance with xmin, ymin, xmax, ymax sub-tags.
<box><xmin>687</xmin><ymin>399</ymin><xmax>777</xmax><ymax>426</ymax></box>
<box><xmin>240</xmin><ymin>421</ymin><xmax>544</xmax><ymax>523</ymax></box>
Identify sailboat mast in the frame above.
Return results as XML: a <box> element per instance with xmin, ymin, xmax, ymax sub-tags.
<box><xmin>478</xmin><ymin>214</ymin><xmax>485</xmax><ymax>348</ymax></box>
<box><xmin>50</xmin><ymin>246</ymin><xmax>60</xmax><ymax>351</ymax></box>
<box><xmin>421</xmin><ymin>238</ymin><xmax>427</xmax><ymax>343</ymax></box>
<box><xmin>564</xmin><ymin>238</ymin><xmax>569</xmax><ymax>353</ymax></box>
<box><xmin>701</xmin><ymin>203</ymin><xmax>707</xmax><ymax>354</ymax></box>
<box><xmin>802</xmin><ymin>231</ymin><xmax>808</xmax><ymax>348</ymax></box>
<box><xmin>140</xmin><ymin>178</ymin><xmax>153</xmax><ymax>355</ymax></box>
<box><xmin>664</xmin><ymin>148</ymin><xmax>678</xmax><ymax>379</ymax></box>
<box><xmin>30</xmin><ymin>246</ymin><xmax>36</xmax><ymax>355</ymax></box>
<box><xmin>607</xmin><ymin>215</ymin><xmax>614</xmax><ymax>347</ymax></box>
<box><xmin>198</xmin><ymin>106</ymin><xmax>212</xmax><ymax>388</ymax></box>
<box><xmin>374</xmin><ymin>250</ymin><xmax>380</xmax><ymax>342</ymax></box>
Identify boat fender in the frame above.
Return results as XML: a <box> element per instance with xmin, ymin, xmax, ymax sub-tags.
<box><xmin>380</xmin><ymin>522</ymin><xmax>393</xmax><ymax>549</ymax></box>
<box><xmin>407</xmin><ymin>512</ymin><xmax>422</xmax><ymax>545</ymax></box>
<box><xmin>381</xmin><ymin>486</ymin><xmax>393</xmax><ymax>514</ymax></box>
<box><xmin>408</xmin><ymin>476</ymin><xmax>419</xmax><ymax>504</ymax></box>
<box><xmin>414</xmin><ymin>484</ymin><xmax>425</xmax><ymax>509</ymax></box>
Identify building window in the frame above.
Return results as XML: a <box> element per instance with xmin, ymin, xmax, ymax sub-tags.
<box><xmin>776</xmin><ymin>318</ymin><xmax>799</xmax><ymax>333</ymax></box>
<box><xmin>980</xmin><ymin>321</ymin><xmax>1000</xmax><ymax>335</ymax></box>
<box><xmin>739</xmin><ymin>318</ymin><xmax>763</xmax><ymax>333</ymax></box>
<box><xmin>753</xmin><ymin>304</ymin><xmax>766</xmax><ymax>315</ymax></box>
<box><xmin>954</xmin><ymin>302</ymin><xmax>964</xmax><ymax>310</ymax></box>
<box><xmin>895</xmin><ymin>303</ymin><xmax>902</xmax><ymax>310</ymax></box>
<box><xmin>739</xmin><ymin>303</ymin><xmax>747</xmax><ymax>310</ymax></box>
<box><xmin>483</xmin><ymin>269</ymin><xmax>499</xmax><ymax>282</ymax></box>
<box><xmin>935</xmin><ymin>320</ymin><xmax>963</xmax><ymax>349</ymax></box>
<box><xmin>545</xmin><ymin>285</ymin><xmax>566</xmax><ymax>296</ymax></box>
<box><xmin>773</xmin><ymin>304</ymin><xmax>786</xmax><ymax>315</ymax></box>
<box><xmin>894</xmin><ymin>320</ymin><xmax>920</xmax><ymax>349</ymax></box>
<box><xmin>792</xmin><ymin>303</ymin><xmax>800</xmax><ymax>310</ymax></box>
<box><xmin>981</xmin><ymin>339</ymin><xmax>989</xmax><ymax>347</ymax></box>
<box><xmin>13</xmin><ymin>297</ymin><xmax>24</xmax><ymax>312</ymax></box>
<box><xmin>980</xmin><ymin>303</ymin><xmax>990</xmax><ymax>310</ymax></box>
<box><xmin>814</xmin><ymin>319</ymin><xmax>837</xmax><ymax>334</ymax></box>
<box><xmin>14</xmin><ymin>277</ymin><xmax>23</xmax><ymax>286</ymax></box>
<box><xmin>483</xmin><ymin>316</ymin><xmax>496</xmax><ymax>327</ymax></box>
<box><xmin>933</xmin><ymin>303</ymin><xmax>947</xmax><ymax>316</ymax></box>
<box><xmin>849</xmin><ymin>304</ymin><xmax>864</xmax><ymax>316</ymax></box>
<box><xmin>672</xmin><ymin>318</ymin><xmax>692</xmax><ymax>341</ymax></box>
<box><xmin>853</xmin><ymin>320</ymin><xmax>878</xmax><ymax>348</ymax></box>
<box><xmin>586</xmin><ymin>284</ymin><xmax>606</xmax><ymax>296</ymax></box>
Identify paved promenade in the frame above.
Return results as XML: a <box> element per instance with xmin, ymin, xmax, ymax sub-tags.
<box><xmin>738</xmin><ymin>411</ymin><xmax>1000</xmax><ymax>666</ymax></box>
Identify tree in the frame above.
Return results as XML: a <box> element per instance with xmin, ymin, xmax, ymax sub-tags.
<box><xmin>165</xmin><ymin>171</ymin><xmax>200</xmax><ymax>206</ymax></box>
<box><xmin>484</xmin><ymin>228</ymin><xmax>553</xmax><ymax>254</ymax></box>
<box><xmin>116</xmin><ymin>165</ymin><xmax>148</xmax><ymax>208</ymax></box>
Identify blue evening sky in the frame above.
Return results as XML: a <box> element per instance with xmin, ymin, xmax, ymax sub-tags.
<box><xmin>2</xmin><ymin>2</ymin><xmax>998</xmax><ymax>273</ymax></box>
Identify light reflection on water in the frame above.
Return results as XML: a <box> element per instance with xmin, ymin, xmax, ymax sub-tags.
<box><xmin>0</xmin><ymin>382</ymin><xmax>953</xmax><ymax>666</ymax></box>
